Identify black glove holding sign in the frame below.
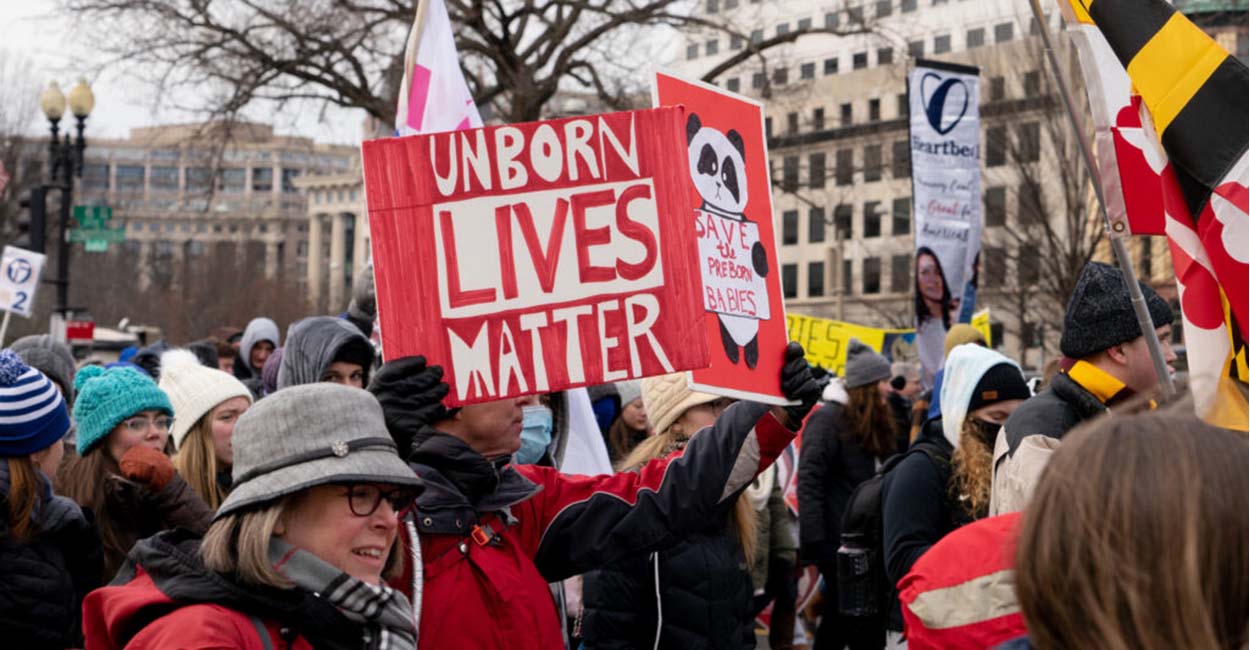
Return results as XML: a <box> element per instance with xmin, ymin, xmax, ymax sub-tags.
<box><xmin>367</xmin><ymin>356</ymin><xmax>451</xmax><ymax>455</ymax></box>
<box><xmin>774</xmin><ymin>342</ymin><xmax>821</xmax><ymax>430</ymax></box>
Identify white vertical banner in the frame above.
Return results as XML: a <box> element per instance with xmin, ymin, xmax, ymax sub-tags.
<box><xmin>908</xmin><ymin>59</ymin><xmax>983</xmax><ymax>386</ymax></box>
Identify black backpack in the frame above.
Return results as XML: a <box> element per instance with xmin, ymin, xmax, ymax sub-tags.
<box><xmin>835</xmin><ymin>441</ymin><xmax>945</xmax><ymax>617</ymax></box>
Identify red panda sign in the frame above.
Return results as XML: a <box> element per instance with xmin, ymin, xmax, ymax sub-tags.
<box><xmin>654</xmin><ymin>71</ymin><xmax>793</xmax><ymax>405</ymax></box>
<box><xmin>361</xmin><ymin>108</ymin><xmax>710</xmax><ymax>406</ymax></box>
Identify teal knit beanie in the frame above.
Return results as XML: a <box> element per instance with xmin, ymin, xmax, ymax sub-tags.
<box><xmin>73</xmin><ymin>364</ymin><xmax>174</xmax><ymax>455</ymax></box>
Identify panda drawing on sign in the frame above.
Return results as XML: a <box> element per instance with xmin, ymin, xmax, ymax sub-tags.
<box><xmin>687</xmin><ymin>112</ymin><xmax>769</xmax><ymax>369</ymax></box>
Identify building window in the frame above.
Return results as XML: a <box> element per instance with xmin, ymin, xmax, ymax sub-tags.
<box><xmin>1017</xmin><ymin>247</ymin><xmax>1040</xmax><ymax>284</ymax></box>
<box><xmin>934</xmin><ymin>34</ymin><xmax>952</xmax><ymax>54</ymax></box>
<box><xmin>725</xmin><ymin>0</ymin><xmax>738</xmax><ymax>8</ymax></box>
<box><xmin>853</xmin><ymin>51</ymin><xmax>868</xmax><ymax>70</ymax></box>
<box><xmin>800</xmin><ymin>62</ymin><xmax>816</xmax><ymax>79</ymax></box>
<box><xmin>986</xmin><ymin>126</ymin><xmax>1007</xmax><ymax>167</ymax></box>
<box><xmin>824</xmin><ymin>57</ymin><xmax>839</xmax><ymax>75</ymax></box>
<box><xmin>787</xmin><ymin>112</ymin><xmax>800</xmax><ymax>134</ymax></box>
<box><xmin>848</xmin><ymin>6</ymin><xmax>864</xmax><ymax>23</ymax></box>
<box><xmin>730</xmin><ymin>34</ymin><xmax>744</xmax><ymax>50</ymax></box>
<box><xmin>798</xmin><ymin>17</ymin><xmax>812</xmax><ymax>30</ymax></box>
<box><xmin>984</xmin><ymin>246</ymin><xmax>1006</xmax><ymax>280</ymax></box>
<box><xmin>825</xmin><ymin>12</ymin><xmax>838</xmax><ymax>28</ymax></box>
<box><xmin>892</xmin><ymin>197</ymin><xmax>911</xmax><ymax>234</ymax></box>
<box><xmin>901</xmin><ymin>0</ymin><xmax>918</xmax><ymax>11</ymax></box>
<box><xmin>843</xmin><ymin>259</ymin><xmax>854</xmax><ymax>294</ymax></box>
<box><xmin>252</xmin><ymin>167</ymin><xmax>274</xmax><ymax>192</ymax></box>
<box><xmin>809</xmin><ymin>153</ymin><xmax>827</xmax><ymax>188</ymax></box>
<box><xmin>186</xmin><ymin>167</ymin><xmax>212</xmax><ymax>191</ymax></box>
<box><xmin>995</xmin><ymin>22</ymin><xmax>1014</xmax><ymax>43</ymax></box>
<box><xmin>863</xmin><ymin>145</ymin><xmax>883</xmax><ymax>182</ymax></box>
<box><xmin>751</xmin><ymin>29</ymin><xmax>763</xmax><ymax>43</ymax></box>
<box><xmin>707</xmin><ymin>0</ymin><xmax>719</xmax><ymax>11</ymax></box>
<box><xmin>83</xmin><ymin>163</ymin><xmax>110</xmax><ymax>190</ymax></box>
<box><xmin>220</xmin><ymin>168</ymin><xmax>246</xmax><ymax>193</ymax></box>
<box><xmin>1140</xmin><ymin>239</ymin><xmax>1154</xmax><ymax>278</ymax></box>
<box><xmin>782</xmin><ymin>264</ymin><xmax>798</xmax><ymax>298</ymax></box>
<box><xmin>726</xmin><ymin>77</ymin><xmax>741</xmax><ymax>92</ymax></box>
<box><xmin>878</xmin><ymin>48</ymin><xmax>894</xmax><ymax>66</ymax></box>
<box><xmin>891</xmin><ymin>254</ymin><xmax>911</xmax><ymax>293</ymax></box>
<box><xmin>116</xmin><ymin>165</ymin><xmax>145</xmax><ymax>190</ymax></box>
<box><xmin>773</xmin><ymin>67</ymin><xmax>789</xmax><ymax>85</ymax></box>
<box><xmin>1023</xmin><ymin>70</ymin><xmax>1041</xmax><ymax>96</ymax></box>
<box><xmin>908</xmin><ymin>40</ymin><xmax>925</xmax><ymax>57</ymax></box>
<box><xmin>863</xmin><ymin>257</ymin><xmax>882</xmax><ymax>294</ymax></box>
<box><xmin>986</xmin><ymin>186</ymin><xmax>1007</xmax><ymax>226</ymax></box>
<box><xmin>808</xmin><ymin>261</ymin><xmax>826</xmax><ymax>297</ymax></box>
<box><xmin>864</xmin><ymin>201</ymin><xmax>882</xmax><ymax>237</ymax></box>
<box><xmin>782</xmin><ymin>156</ymin><xmax>800</xmax><ymax>191</ymax></box>
<box><xmin>687</xmin><ymin>44</ymin><xmax>699</xmax><ymax>60</ymax></box>
<box><xmin>840</xmin><ymin>102</ymin><xmax>853</xmax><ymax>126</ymax></box>
<box><xmin>967</xmin><ymin>27</ymin><xmax>986</xmax><ymax>48</ymax></box>
<box><xmin>150</xmin><ymin>166</ymin><xmax>179</xmax><ymax>190</ymax></box>
<box><xmin>813</xmin><ymin>107</ymin><xmax>825</xmax><ymax>130</ymax></box>
<box><xmin>834</xmin><ymin>204</ymin><xmax>853</xmax><ymax>239</ymax></box>
<box><xmin>809</xmin><ymin>207</ymin><xmax>826</xmax><ymax>243</ymax></box>
<box><xmin>836</xmin><ymin>149</ymin><xmax>854</xmax><ymax>186</ymax></box>
<box><xmin>876</xmin><ymin>0</ymin><xmax>893</xmax><ymax>18</ymax></box>
<box><xmin>706</xmin><ymin>40</ymin><xmax>719</xmax><ymax>56</ymax></box>
<box><xmin>897</xmin><ymin>93</ymin><xmax>908</xmax><ymax>117</ymax></box>
<box><xmin>777</xmin><ymin>22</ymin><xmax>790</xmax><ymax>36</ymax></box>
<box><xmin>753</xmin><ymin>72</ymin><xmax>766</xmax><ymax>89</ymax></box>
<box><xmin>782</xmin><ymin>210</ymin><xmax>799</xmax><ymax>244</ymax></box>
<box><xmin>868</xmin><ymin>98</ymin><xmax>881</xmax><ymax>122</ymax></box>
<box><xmin>892</xmin><ymin>140</ymin><xmax>910</xmax><ymax>178</ymax></box>
<box><xmin>1018</xmin><ymin>121</ymin><xmax>1041</xmax><ymax>162</ymax></box>
<box><xmin>765</xmin><ymin>117</ymin><xmax>773</xmax><ymax>136</ymax></box>
<box><xmin>1018</xmin><ymin>182</ymin><xmax>1044</xmax><ymax>225</ymax></box>
<box><xmin>990</xmin><ymin>76</ymin><xmax>1006</xmax><ymax>101</ymax></box>
<box><xmin>281</xmin><ymin>168</ymin><xmax>301</xmax><ymax>193</ymax></box>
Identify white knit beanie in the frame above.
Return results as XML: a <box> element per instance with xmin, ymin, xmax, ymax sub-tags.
<box><xmin>641</xmin><ymin>373</ymin><xmax>721</xmax><ymax>436</ymax></box>
<box><xmin>159</xmin><ymin>349</ymin><xmax>253</xmax><ymax>450</ymax></box>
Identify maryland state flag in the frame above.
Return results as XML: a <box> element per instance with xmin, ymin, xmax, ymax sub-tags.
<box><xmin>1060</xmin><ymin>0</ymin><xmax>1248</xmax><ymax>429</ymax></box>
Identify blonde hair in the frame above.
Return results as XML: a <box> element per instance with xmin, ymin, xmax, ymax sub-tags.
<box><xmin>949</xmin><ymin>418</ymin><xmax>993</xmax><ymax>519</ymax></box>
<box><xmin>201</xmin><ymin>492</ymin><xmax>405</xmax><ymax>588</ymax></box>
<box><xmin>175</xmin><ymin>415</ymin><xmax>225</xmax><ymax>510</ymax></box>
<box><xmin>621</xmin><ymin>413</ymin><xmax>758</xmax><ymax>563</ymax></box>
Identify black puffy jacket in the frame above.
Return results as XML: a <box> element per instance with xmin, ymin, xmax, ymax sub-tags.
<box><xmin>581</xmin><ymin>515</ymin><xmax>755</xmax><ymax>650</ymax></box>
<box><xmin>0</xmin><ymin>473</ymin><xmax>103</xmax><ymax>649</ymax></box>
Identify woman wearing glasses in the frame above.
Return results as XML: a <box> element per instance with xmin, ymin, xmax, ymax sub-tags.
<box><xmin>580</xmin><ymin>373</ymin><xmax>758</xmax><ymax>650</ymax></box>
<box><xmin>58</xmin><ymin>364</ymin><xmax>213</xmax><ymax>580</ymax></box>
<box><xmin>84</xmin><ymin>383</ymin><xmax>423</xmax><ymax>649</ymax></box>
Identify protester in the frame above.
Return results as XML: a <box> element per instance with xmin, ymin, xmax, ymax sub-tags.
<box><xmin>214</xmin><ymin>338</ymin><xmax>237</xmax><ymax>374</ymax></box>
<box><xmin>883</xmin><ymin>345</ymin><xmax>1029</xmax><ymax>589</ymax></box>
<box><xmin>581</xmin><ymin>376</ymin><xmax>756</xmax><ymax>650</ymax></box>
<box><xmin>887</xmin><ymin>361</ymin><xmax>920</xmax><ymax>443</ymax></box>
<box><xmin>991</xmin><ymin>261</ymin><xmax>1174</xmax><ymax>515</ymax></box>
<box><xmin>368</xmin><ymin>342</ymin><xmax>820</xmax><ymax>649</ymax></box>
<box><xmin>82</xmin><ymin>383</ymin><xmax>424</xmax><ymax>649</ymax></box>
<box><xmin>278</xmin><ymin>316</ymin><xmax>375</xmax><ymax>390</ymax></box>
<box><xmin>797</xmin><ymin>339</ymin><xmax>898</xmax><ymax>650</ymax></box>
<box><xmin>11</xmin><ymin>334</ymin><xmax>76</xmax><ymax>407</ymax></box>
<box><xmin>160</xmin><ymin>350</ymin><xmax>253</xmax><ymax>510</ymax></box>
<box><xmin>603</xmin><ymin>379</ymin><xmax>649</xmax><ymax>463</ymax></box>
<box><xmin>0</xmin><ymin>351</ymin><xmax>102</xmax><ymax>649</ymax></box>
<box><xmin>1005</xmin><ymin>411</ymin><xmax>1247</xmax><ymax>650</ymax></box>
<box><xmin>58</xmin><ymin>364</ymin><xmax>213</xmax><ymax>579</ymax></box>
<box><xmin>749</xmin><ymin>464</ymin><xmax>799</xmax><ymax>650</ymax></box>
<box><xmin>261</xmin><ymin>347</ymin><xmax>284</xmax><ymax>397</ymax></box>
<box><xmin>344</xmin><ymin>263</ymin><xmax>378</xmax><ymax>339</ymax></box>
<box><xmin>587</xmin><ymin>382</ymin><xmax>622</xmax><ymax>435</ymax></box>
<box><xmin>232</xmin><ymin>316</ymin><xmax>280</xmax><ymax>381</ymax></box>
<box><xmin>129</xmin><ymin>340</ymin><xmax>168</xmax><ymax>381</ymax></box>
<box><xmin>925</xmin><ymin>323</ymin><xmax>987</xmax><ymax>419</ymax></box>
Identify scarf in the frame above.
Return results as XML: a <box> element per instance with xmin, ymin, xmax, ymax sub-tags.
<box><xmin>269</xmin><ymin>538</ymin><xmax>416</xmax><ymax>650</ymax></box>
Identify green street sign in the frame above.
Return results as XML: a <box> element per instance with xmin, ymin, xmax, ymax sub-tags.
<box><xmin>69</xmin><ymin>227</ymin><xmax>126</xmax><ymax>243</ymax></box>
<box><xmin>73</xmin><ymin>205</ymin><xmax>113</xmax><ymax>229</ymax></box>
<box><xmin>83</xmin><ymin>240</ymin><xmax>109</xmax><ymax>253</ymax></box>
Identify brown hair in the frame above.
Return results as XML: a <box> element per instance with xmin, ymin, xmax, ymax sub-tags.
<box><xmin>1015</xmin><ymin>411</ymin><xmax>1248</xmax><ymax>650</ymax></box>
<box><xmin>4</xmin><ymin>457</ymin><xmax>43</xmax><ymax>542</ymax></box>
<box><xmin>57</xmin><ymin>445</ymin><xmax>129</xmax><ymax>567</ymax></box>
<box><xmin>202</xmin><ymin>493</ymin><xmax>404</xmax><ymax>588</ymax></box>
<box><xmin>175</xmin><ymin>414</ymin><xmax>225</xmax><ymax>510</ymax></box>
<box><xmin>606</xmin><ymin>415</ymin><xmax>646</xmax><ymax>462</ymax></box>
<box><xmin>622</xmin><ymin>409</ymin><xmax>758</xmax><ymax>563</ymax></box>
<box><xmin>949</xmin><ymin>419</ymin><xmax>993</xmax><ymax>519</ymax></box>
<box><xmin>841</xmin><ymin>384</ymin><xmax>898</xmax><ymax>458</ymax></box>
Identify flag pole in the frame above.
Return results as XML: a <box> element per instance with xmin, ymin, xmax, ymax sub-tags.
<box><xmin>1025</xmin><ymin>0</ymin><xmax>1176</xmax><ymax>400</ymax></box>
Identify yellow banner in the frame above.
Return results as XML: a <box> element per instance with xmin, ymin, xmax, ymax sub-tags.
<box><xmin>787</xmin><ymin>308</ymin><xmax>992</xmax><ymax>375</ymax></box>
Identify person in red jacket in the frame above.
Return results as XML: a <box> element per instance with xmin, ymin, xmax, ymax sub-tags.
<box><xmin>82</xmin><ymin>383</ymin><xmax>426</xmax><ymax>650</ymax></box>
<box><xmin>368</xmin><ymin>343</ymin><xmax>821</xmax><ymax>650</ymax></box>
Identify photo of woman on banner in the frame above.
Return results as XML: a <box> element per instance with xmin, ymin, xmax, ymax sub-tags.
<box><xmin>914</xmin><ymin>245</ymin><xmax>967</xmax><ymax>387</ymax></box>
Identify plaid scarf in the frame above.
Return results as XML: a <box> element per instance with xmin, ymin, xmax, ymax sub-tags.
<box><xmin>269</xmin><ymin>538</ymin><xmax>416</xmax><ymax>650</ymax></box>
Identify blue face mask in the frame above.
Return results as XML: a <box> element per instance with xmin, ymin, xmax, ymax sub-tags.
<box><xmin>515</xmin><ymin>405</ymin><xmax>554</xmax><ymax>465</ymax></box>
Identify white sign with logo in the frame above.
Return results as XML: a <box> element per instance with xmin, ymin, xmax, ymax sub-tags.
<box><xmin>0</xmin><ymin>245</ymin><xmax>46</xmax><ymax>318</ymax></box>
<box><xmin>908</xmin><ymin>60</ymin><xmax>983</xmax><ymax>386</ymax></box>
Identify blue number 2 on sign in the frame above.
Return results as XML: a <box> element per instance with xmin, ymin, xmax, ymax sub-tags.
<box><xmin>12</xmin><ymin>291</ymin><xmax>28</xmax><ymax>312</ymax></box>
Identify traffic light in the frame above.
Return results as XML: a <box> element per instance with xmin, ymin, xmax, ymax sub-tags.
<box><xmin>16</xmin><ymin>186</ymin><xmax>47</xmax><ymax>253</ymax></box>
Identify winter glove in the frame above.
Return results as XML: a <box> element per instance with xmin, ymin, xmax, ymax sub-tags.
<box><xmin>119</xmin><ymin>445</ymin><xmax>177</xmax><ymax>491</ymax></box>
<box><xmin>367</xmin><ymin>355</ymin><xmax>451</xmax><ymax>454</ymax></box>
<box><xmin>778</xmin><ymin>342</ymin><xmax>820</xmax><ymax>429</ymax></box>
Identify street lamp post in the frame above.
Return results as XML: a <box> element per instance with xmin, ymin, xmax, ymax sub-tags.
<box><xmin>39</xmin><ymin>78</ymin><xmax>94</xmax><ymax>319</ymax></box>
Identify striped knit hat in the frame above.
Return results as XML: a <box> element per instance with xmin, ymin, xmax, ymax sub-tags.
<box><xmin>0</xmin><ymin>349</ymin><xmax>71</xmax><ymax>457</ymax></box>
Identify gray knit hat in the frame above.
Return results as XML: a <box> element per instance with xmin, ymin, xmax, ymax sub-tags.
<box><xmin>11</xmin><ymin>334</ymin><xmax>76</xmax><ymax>405</ymax></box>
<box><xmin>1060</xmin><ymin>262</ymin><xmax>1173</xmax><ymax>359</ymax></box>
<box><xmin>216</xmin><ymin>383</ymin><xmax>423</xmax><ymax>519</ymax></box>
<box><xmin>615</xmin><ymin>380</ymin><xmax>642</xmax><ymax>407</ymax></box>
<box><xmin>844</xmin><ymin>338</ymin><xmax>892</xmax><ymax>389</ymax></box>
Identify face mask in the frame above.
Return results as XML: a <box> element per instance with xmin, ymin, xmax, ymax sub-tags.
<box><xmin>968</xmin><ymin>418</ymin><xmax>1002</xmax><ymax>446</ymax></box>
<box><xmin>515</xmin><ymin>405</ymin><xmax>554</xmax><ymax>465</ymax></box>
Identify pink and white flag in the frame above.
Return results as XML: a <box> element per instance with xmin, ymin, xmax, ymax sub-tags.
<box><xmin>396</xmin><ymin>0</ymin><xmax>482</xmax><ymax>135</ymax></box>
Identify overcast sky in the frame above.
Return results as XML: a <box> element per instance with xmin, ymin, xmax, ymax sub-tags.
<box><xmin>1</xmin><ymin>2</ymin><xmax>367</xmax><ymax>145</ymax></box>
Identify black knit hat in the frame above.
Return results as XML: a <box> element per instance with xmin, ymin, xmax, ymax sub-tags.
<box><xmin>967</xmin><ymin>363</ymin><xmax>1031</xmax><ymax>412</ymax></box>
<box><xmin>1060</xmin><ymin>262</ymin><xmax>1173</xmax><ymax>359</ymax></box>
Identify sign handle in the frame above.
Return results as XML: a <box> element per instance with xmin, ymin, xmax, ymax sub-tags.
<box><xmin>0</xmin><ymin>310</ymin><xmax>11</xmax><ymax>348</ymax></box>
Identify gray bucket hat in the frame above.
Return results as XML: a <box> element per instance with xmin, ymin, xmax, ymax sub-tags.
<box><xmin>216</xmin><ymin>383</ymin><xmax>423</xmax><ymax>519</ymax></box>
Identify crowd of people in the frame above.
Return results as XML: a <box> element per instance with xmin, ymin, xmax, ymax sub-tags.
<box><xmin>0</xmin><ymin>259</ymin><xmax>1244</xmax><ymax>650</ymax></box>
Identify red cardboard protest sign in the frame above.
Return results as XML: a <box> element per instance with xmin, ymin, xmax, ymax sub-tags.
<box><xmin>362</xmin><ymin>108</ymin><xmax>710</xmax><ymax>406</ymax></box>
<box><xmin>654</xmin><ymin>71</ymin><xmax>792</xmax><ymax>405</ymax></box>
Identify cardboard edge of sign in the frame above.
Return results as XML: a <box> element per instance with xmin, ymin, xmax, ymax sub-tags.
<box><xmin>686</xmin><ymin>374</ymin><xmax>798</xmax><ymax>407</ymax></box>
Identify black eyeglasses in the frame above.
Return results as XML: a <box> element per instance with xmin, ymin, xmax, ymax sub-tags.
<box><xmin>341</xmin><ymin>484</ymin><xmax>416</xmax><ymax>517</ymax></box>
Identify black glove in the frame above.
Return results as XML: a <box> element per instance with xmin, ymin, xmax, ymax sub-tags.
<box><xmin>779</xmin><ymin>342</ymin><xmax>820</xmax><ymax>427</ymax></box>
<box><xmin>367</xmin><ymin>356</ymin><xmax>450</xmax><ymax>454</ymax></box>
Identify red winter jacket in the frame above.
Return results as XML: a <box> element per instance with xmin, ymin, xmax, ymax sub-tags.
<box><xmin>397</xmin><ymin>400</ymin><xmax>796</xmax><ymax>650</ymax></box>
<box><xmin>896</xmin><ymin>512</ymin><xmax>1025</xmax><ymax>650</ymax></box>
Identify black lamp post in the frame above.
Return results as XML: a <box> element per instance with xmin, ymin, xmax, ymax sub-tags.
<box><xmin>39</xmin><ymin>78</ymin><xmax>94</xmax><ymax>316</ymax></box>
